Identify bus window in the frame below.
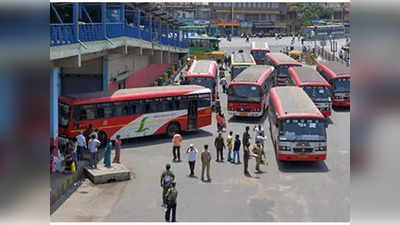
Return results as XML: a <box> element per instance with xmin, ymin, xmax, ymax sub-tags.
<box><xmin>75</xmin><ymin>104</ymin><xmax>96</xmax><ymax>121</ymax></box>
<box><xmin>59</xmin><ymin>102</ymin><xmax>71</xmax><ymax>127</ymax></box>
<box><xmin>113</xmin><ymin>101</ymin><xmax>129</xmax><ymax>117</ymax></box>
<box><xmin>96</xmin><ymin>103</ymin><xmax>113</xmax><ymax>119</ymax></box>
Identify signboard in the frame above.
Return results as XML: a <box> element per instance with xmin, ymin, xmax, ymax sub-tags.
<box><xmin>194</xmin><ymin>19</ymin><xmax>210</xmax><ymax>25</ymax></box>
<box><xmin>106</xmin><ymin>7</ymin><xmax>121</xmax><ymax>23</ymax></box>
<box><xmin>215</xmin><ymin>19</ymin><xmax>240</xmax><ymax>26</ymax></box>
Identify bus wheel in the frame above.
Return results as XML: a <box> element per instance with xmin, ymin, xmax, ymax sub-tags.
<box><xmin>98</xmin><ymin>130</ymin><xmax>108</xmax><ymax>148</ymax></box>
<box><xmin>167</xmin><ymin>122</ymin><xmax>181</xmax><ymax>137</ymax></box>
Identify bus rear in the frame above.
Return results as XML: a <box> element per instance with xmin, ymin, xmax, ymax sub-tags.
<box><xmin>316</xmin><ymin>61</ymin><xmax>350</xmax><ymax>107</ymax></box>
<box><xmin>230</xmin><ymin>50</ymin><xmax>256</xmax><ymax>79</ymax></box>
<box><xmin>288</xmin><ymin>67</ymin><xmax>332</xmax><ymax>117</ymax></box>
<box><xmin>250</xmin><ymin>42</ymin><xmax>270</xmax><ymax>65</ymax></box>
<box><xmin>269</xmin><ymin>87</ymin><xmax>327</xmax><ymax>161</ymax></box>
<box><xmin>265</xmin><ymin>53</ymin><xmax>302</xmax><ymax>86</ymax></box>
<box><xmin>185</xmin><ymin>60</ymin><xmax>217</xmax><ymax>101</ymax></box>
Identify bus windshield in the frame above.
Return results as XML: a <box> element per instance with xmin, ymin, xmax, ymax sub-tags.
<box><xmin>228</xmin><ymin>85</ymin><xmax>261</xmax><ymax>103</ymax></box>
<box><xmin>303</xmin><ymin>86</ymin><xmax>331</xmax><ymax>101</ymax></box>
<box><xmin>280</xmin><ymin>119</ymin><xmax>326</xmax><ymax>141</ymax></box>
<box><xmin>251</xmin><ymin>50</ymin><xmax>267</xmax><ymax>61</ymax></box>
<box><xmin>186</xmin><ymin>77</ymin><xmax>215</xmax><ymax>93</ymax></box>
<box><xmin>232</xmin><ymin>66</ymin><xmax>248</xmax><ymax>78</ymax></box>
<box><xmin>333</xmin><ymin>78</ymin><xmax>350</xmax><ymax>92</ymax></box>
<box><xmin>59</xmin><ymin>102</ymin><xmax>71</xmax><ymax>127</ymax></box>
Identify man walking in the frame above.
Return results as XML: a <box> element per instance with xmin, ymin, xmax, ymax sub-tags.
<box><xmin>220</xmin><ymin>76</ymin><xmax>228</xmax><ymax>94</ymax></box>
<box><xmin>243</xmin><ymin>142</ymin><xmax>251</xmax><ymax>176</ymax></box>
<box><xmin>160</xmin><ymin>164</ymin><xmax>175</xmax><ymax>207</ymax></box>
<box><xmin>165</xmin><ymin>181</ymin><xmax>178</xmax><ymax>222</ymax></box>
<box><xmin>172</xmin><ymin>132</ymin><xmax>183</xmax><ymax>162</ymax></box>
<box><xmin>201</xmin><ymin>145</ymin><xmax>212</xmax><ymax>182</ymax></box>
<box><xmin>186</xmin><ymin>144</ymin><xmax>198</xmax><ymax>177</ymax></box>
<box><xmin>226</xmin><ymin>131</ymin><xmax>233</xmax><ymax>162</ymax></box>
<box><xmin>233</xmin><ymin>134</ymin><xmax>241</xmax><ymax>164</ymax></box>
<box><xmin>252</xmin><ymin>141</ymin><xmax>265</xmax><ymax>173</ymax></box>
<box><xmin>242</xmin><ymin>126</ymin><xmax>251</xmax><ymax>150</ymax></box>
<box><xmin>214</xmin><ymin>132</ymin><xmax>226</xmax><ymax>162</ymax></box>
<box><xmin>76</xmin><ymin>131</ymin><xmax>86</xmax><ymax>160</ymax></box>
<box><xmin>87</xmin><ymin>134</ymin><xmax>100</xmax><ymax>169</ymax></box>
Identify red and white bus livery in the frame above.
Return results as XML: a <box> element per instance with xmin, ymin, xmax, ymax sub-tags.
<box><xmin>316</xmin><ymin>61</ymin><xmax>350</xmax><ymax>107</ymax></box>
<box><xmin>228</xmin><ymin>65</ymin><xmax>275</xmax><ymax>117</ymax></box>
<box><xmin>264</xmin><ymin>52</ymin><xmax>302</xmax><ymax>86</ymax></box>
<box><xmin>250</xmin><ymin>41</ymin><xmax>270</xmax><ymax>65</ymax></box>
<box><xmin>288</xmin><ymin>67</ymin><xmax>332</xmax><ymax>117</ymax></box>
<box><xmin>268</xmin><ymin>86</ymin><xmax>328</xmax><ymax>162</ymax></box>
<box><xmin>185</xmin><ymin>60</ymin><xmax>218</xmax><ymax>101</ymax></box>
<box><xmin>58</xmin><ymin>85</ymin><xmax>212</xmax><ymax>144</ymax></box>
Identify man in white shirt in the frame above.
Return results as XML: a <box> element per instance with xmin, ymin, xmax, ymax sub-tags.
<box><xmin>76</xmin><ymin>131</ymin><xmax>86</xmax><ymax>160</ymax></box>
<box><xmin>88</xmin><ymin>134</ymin><xmax>101</xmax><ymax>169</ymax></box>
<box><xmin>186</xmin><ymin>144</ymin><xmax>198</xmax><ymax>177</ymax></box>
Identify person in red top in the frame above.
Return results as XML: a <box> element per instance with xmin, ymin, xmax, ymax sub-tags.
<box><xmin>112</xmin><ymin>135</ymin><xmax>122</xmax><ymax>164</ymax></box>
<box><xmin>172</xmin><ymin>132</ymin><xmax>183</xmax><ymax>162</ymax></box>
<box><xmin>216</xmin><ymin>112</ymin><xmax>226</xmax><ymax>132</ymax></box>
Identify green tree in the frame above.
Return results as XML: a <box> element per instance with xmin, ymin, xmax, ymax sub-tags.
<box><xmin>298</xmin><ymin>4</ymin><xmax>330</xmax><ymax>25</ymax></box>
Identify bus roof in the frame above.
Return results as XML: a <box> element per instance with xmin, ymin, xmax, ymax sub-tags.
<box><xmin>317</xmin><ymin>61</ymin><xmax>350</xmax><ymax>78</ymax></box>
<box><xmin>288</xmin><ymin>67</ymin><xmax>331</xmax><ymax>87</ymax></box>
<box><xmin>251</xmin><ymin>41</ymin><xmax>270</xmax><ymax>51</ymax></box>
<box><xmin>60</xmin><ymin>85</ymin><xmax>210</xmax><ymax>105</ymax></box>
<box><xmin>188</xmin><ymin>36</ymin><xmax>220</xmax><ymax>41</ymax></box>
<box><xmin>230</xmin><ymin>65</ymin><xmax>274</xmax><ymax>86</ymax></box>
<box><xmin>270</xmin><ymin>86</ymin><xmax>324</xmax><ymax>119</ymax></box>
<box><xmin>267</xmin><ymin>53</ymin><xmax>302</xmax><ymax>66</ymax></box>
<box><xmin>231</xmin><ymin>51</ymin><xmax>256</xmax><ymax>65</ymax></box>
<box><xmin>186</xmin><ymin>60</ymin><xmax>217</xmax><ymax>78</ymax></box>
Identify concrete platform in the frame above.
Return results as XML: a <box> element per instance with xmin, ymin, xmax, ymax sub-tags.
<box><xmin>84</xmin><ymin>163</ymin><xmax>131</xmax><ymax>184</ymax></box>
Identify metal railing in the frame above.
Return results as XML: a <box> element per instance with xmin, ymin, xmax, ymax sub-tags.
<box><xmin>50</xmin><ymin>22</ymin><xmax>188</xmax><ymax>48</ymax></box>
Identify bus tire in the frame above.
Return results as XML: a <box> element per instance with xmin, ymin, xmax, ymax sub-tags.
<box><xmin>167</xmin><ymin>122</ymin><xmax>181</xmax><ymax>137</ymax></box>
<box><xmin>98</xmin><ymin>130</ymin><xmax>108</xmax><ymax>148</ymax></box>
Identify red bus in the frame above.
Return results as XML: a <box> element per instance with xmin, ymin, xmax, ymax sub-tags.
<box><xmin>227</xmin><ymin>65</ymin><xmax>275</xmax><ymax>117</ymax></box>
<box><xmin>288</xmin><ymin>67</ymin><xmax>332</xmax><ymax>117</ymax></box>
<box><xmin>58</xmin><ymin>85</ymin><xmax>212</xmax><ymax>145</ymax></box>
<box><xmin>264</xmin><ymin>52</ymin><xmax>302</xmax><ymax>86</ymax></box>
<box><xmin>316</xmin><ymin>61</ymin><xmax>350</xmax><ymax>107</ymax></box>
<box><xmin>185</xmin><ymin>60</ymin><xmax>218</xmax><ymax>101</ymax></box>
<box><xmin>268</xmin><ymin>86</ymin><xmax>328</xmax><ymax>161</ymax></box>
<box><xmin>250</xmin><ymin>41</ymin><xmax>270</xmax><ymax>65</ymax></box>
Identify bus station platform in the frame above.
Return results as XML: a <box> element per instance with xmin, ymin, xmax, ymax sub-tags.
<box><xmin>84</xmin><ymin>163</ymin><xmax>131</xmax><ymax>184</ymax></box>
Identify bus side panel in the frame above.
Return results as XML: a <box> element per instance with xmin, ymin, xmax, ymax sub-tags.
<box><xmin>197</xmin><ymin>106</ymin><xmax>212</xmax><ymax>128</ymax></box>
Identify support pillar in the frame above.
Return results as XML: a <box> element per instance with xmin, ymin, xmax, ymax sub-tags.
<box><xmin>103</xmin><ymin>56</ymin><xmax>108</xmax><ymax>91</ymax></box>
<box><xmin>50</xmin><ymin>67</ymin><xmax>61</xmax><ymax>150</ymax></box>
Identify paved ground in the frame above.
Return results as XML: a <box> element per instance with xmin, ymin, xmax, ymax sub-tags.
<box><xmin>51</xmin><ymin>37</ymin><xmax>350</xmax><ymax>222</ymax></box>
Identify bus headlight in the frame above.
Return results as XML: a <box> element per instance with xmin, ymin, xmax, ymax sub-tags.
<box><xmin>316</xmin><ymin>146</ymin><xmax>327</xmax><ymax>151</ymax></box>
<box><xmin>254</xmin><ymin>108</ymin><xmax>260</xmax><ymax>112</ymax></box>
<box><xmin>279</xmin><ymin>146</ymin><xmax>291</xmax><ymax>151</ymax></box>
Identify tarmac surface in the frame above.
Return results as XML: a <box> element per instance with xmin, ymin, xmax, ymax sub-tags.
<box><xmin>51</xmin><ymin>37</ymin><xmax>350</xmax><ymax>222</ymax></box>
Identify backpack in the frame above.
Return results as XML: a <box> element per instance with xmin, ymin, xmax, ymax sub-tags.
<box><xmin>167</xmin><ymin>188</ymin><xmax>178</xmax><ymax>202</ymax></box>
<box><xmin>163</xmin><ymin>171</ymin><xmax>173</xmax><ymax>187</ymax></box>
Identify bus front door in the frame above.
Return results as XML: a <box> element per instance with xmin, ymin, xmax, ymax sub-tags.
<box><xmin>187</xmin><ymin>100</ymin><xmax>198</xmax><ymax>131</ymax></box>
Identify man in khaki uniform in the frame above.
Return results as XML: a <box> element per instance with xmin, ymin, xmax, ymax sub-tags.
<box><xmin>201</xmin><ymin>145</ymin><xmax>212</xmax><ymax>182</ymax></box>
<box><xmin>252</xmin><ymin>141</ymin><xmax>265</xmax><ymax>173</ymax></box>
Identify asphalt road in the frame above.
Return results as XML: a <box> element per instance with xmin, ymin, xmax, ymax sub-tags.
<box><xmin>51</xmin><ymin>37</ymin><xmax>350</xmax><ymax>222</ymax></box>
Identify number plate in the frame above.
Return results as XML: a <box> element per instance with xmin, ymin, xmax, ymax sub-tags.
<box><xmin>240</xmin><ymin>112</ymin><xmax>248</xmax><ymax>116</ymax></box>
<box><xmin>298</xmin><ymin>154</ymin><xmax>308</xmax><ymax>159</ymax></box>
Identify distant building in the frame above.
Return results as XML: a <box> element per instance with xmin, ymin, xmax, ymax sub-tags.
<box><xmin>209</xmin><ymin>2</ymin><xmax>288</xmax><ymax>36</ymax></box>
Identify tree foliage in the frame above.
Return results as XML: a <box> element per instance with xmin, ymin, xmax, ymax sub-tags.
<box><xmin>298</xmin><ymin>4</ymin><xmax>331</xmax><ymax>24</ymax></box>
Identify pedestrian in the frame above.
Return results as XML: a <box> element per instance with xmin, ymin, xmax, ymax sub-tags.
<box><xmin>90</xmin><ymin>128</ymin><xmax>99</xmax><ymax>140</ymax></box>
<box><xmin>243</xmin><ymin>142</ymin><xmax>251</xmax><ymax>176</ymax></box>
<box><xmin>226</xmin><ymin>131</ymin><xmax>233</xmax><ymax>162</ymax></box>
<box><xmin>186</xmin><ymin>144</ymin><xmax>198</xmax><ymax>176</ymax></box>
<box><xmin>242</xmin><ymin>126</ymin><xmax>251</xmax><ymax>150</ymax></box>
<box><xmin>301</xmin><ymin>37</ymin><xmax>304</xmax><ymax>46</ymax></box>
<box><xmin>220</xmin><ymin>76</ymin><xmax>228</xmax><ymax>93</ymax></box>
<box><xmin>233</xmin><ymin>134</ymin><xmax>241</xmax><ymax>164</ymax></box>
<box><xmin>165</xmin><ymin>181</ymin><xmax>178</xmax><ymax>222</ymax></box>
<box><xmin>214</xmin><ymin>132</ymin><xmax>226</xmax><ymax>162</ymax></box>
<box><xmin>253</xmin><ymin>124</ymin><xmax>265</xmax><ymax>142</ymax></box>
<box><xmin>160</xmin><ymin>164</ymin><xmax>175</xmax><ymax>207</ymax></box>
<box><xmin>224</xmin><ymin>56</ymin><xmax>229</xmax><ymax>69</ymax></box>
<box><xmin>76</xmin><ymin>131</ymin><xmax>86</xmax><ymax>161</ymax></box>
<box><xmin>87</xmin><ymin>134</ymin><xmax>100</xmax><ymax>169</ymax></box>
<box><xmin>104</xmin><ymin>139</ymin><xmax>112</xmax><ymax>168</ymax></box>
<box><xmin>71</xmin><ymin>137</ymin><xmax>78</xmax><ymax>170</ymax></box>
<box><xmin>172</xmin><ymin>132</ymin><xmax>183</xmax><ymax>162</ymax></box>
<box><xmin>201</xmin><ymin>144</ymin><xmax>212</xmax><ymax>182</ymax></box>
<box><xmin>216</xmin><ymin>112</ymin><xmax>226</xmax><ymax>132</ymax></box>
<box><xmin>252</xmin><ymin>141</ymin><xmax>265</xmax><ymax>173</ymax></box>
<box><xmin>112</xmin><ymin>135</ymin><xmax>122</xmax><ymax>163</ymax></box>
<box><xmin>215</xmin><ymin>97</ymin><xmax>221</xmax><ymax>114</ymax></box>
<box><xmin>84</xmin><ymin>124</ymin><xmax>94</xmax><ymax>142</ymax></box>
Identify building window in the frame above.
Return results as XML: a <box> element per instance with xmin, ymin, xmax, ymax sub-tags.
<box><xmin>271</xmin><ymin>15</ymin><xmax>276</xmax><ymax>21</ymax></box>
